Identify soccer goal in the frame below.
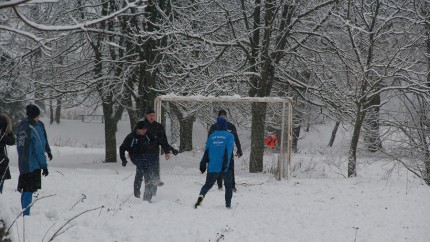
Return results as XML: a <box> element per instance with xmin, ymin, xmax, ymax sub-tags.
<box><xmin>155</xmin><ymin>94</ymin><xmax>293</xmax><ymax>180</ymax></box>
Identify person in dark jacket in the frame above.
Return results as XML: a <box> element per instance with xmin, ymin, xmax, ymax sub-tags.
<box><xmin>0</xmin><ymin>114</ymin><xmax>15</xmax><ymax>194</ymax></box>
<box><xmin>208</xmin><ymin>109</ymin><xmax>242</xmax><ymax>192</ymax></box>
<box><xmin>141</xmin><ymin>108</ymin><xmax>178</xmax><ymax>186</ymax></box>
<box><xmin>195</xmin><ymin>117</ymin><xmax>235</xmax><ymax>209</ymax></box>
<box><xmin>120</xmin><ymin>121</ymin><xmax>159</xmax><ymax>202</ymax></box>
<box><xmin>16</xmin><ymin>104</ymin><xmax>49</xmax><ymax>216</ymax></box>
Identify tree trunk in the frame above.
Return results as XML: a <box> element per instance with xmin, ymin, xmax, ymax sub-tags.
<box><xmin>49</xmin><ymin>100</ymin><xmax>54</xmax><ymax>124</ymax></box>
<box><xmin>55</xmin><ymin>98</ymin><xmax>61</xmax><ymax>124</ymax></box>
<box><xmin>292</xmin><ymin>125</ymin><xmax>301</xmax><ymax>153</ymax></box>
<box><xmin>348</xmin><ymin>107</ymin><xmax>366</xmax><ymax>177</ymax></box>
<box><xmin>328</xmin><ymin>121</ymin><xmax>340</xmax><ymax>147</ymax></box>
<box><xmin>364</xmin><ymin>93</ymin><xmax>382</xmax><ymax>152</ymax></box>
<box><xmin>249</xmin><ymin>102</ymin><xmax>267</xmax><ymax>172</ymax></box>
<box><xmin>179</xmin><ymin>116</ymin><xmax>194</xmax><ymax>152</ymax></box>
<box><xmin>103</xmin><ymin>104</ymin><xmax>118</xmax><ymax>163</ymax></box>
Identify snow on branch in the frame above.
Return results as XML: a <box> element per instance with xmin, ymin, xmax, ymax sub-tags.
<box><xmin>12</xmin><ymin>1</ymin><xmax>145</xmax><ymax>31</ymax></box>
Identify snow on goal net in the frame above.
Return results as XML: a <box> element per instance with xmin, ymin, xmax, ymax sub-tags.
<box><xmin>155</xmin><ymin>94</ymin><xmax>293</xmax><ymax>182</ymax></box>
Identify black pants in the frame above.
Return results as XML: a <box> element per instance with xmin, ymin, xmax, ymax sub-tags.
<box><xmin>217</xmin><ymin>159</ymin><xmax>235</xmax><ymax>189</ymax></box>
<box><xmin>133</xmin><ymin>155</ymin><xmax>158</xmax><ymax>201</ymax></box>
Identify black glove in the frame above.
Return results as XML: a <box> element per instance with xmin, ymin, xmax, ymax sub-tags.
<box><xmin>42</xmin><ymin>168</ymin><xmax>49</xmax><ymax>177</ymax></box>
<box><xmin>122</xmin><ymin>159</ymin><xmax>127</xmax><ymax>167</ymax></box>
<box><xmin>236</xmin><ymin>149</ymin><xmax>243</xmax><ymax>158</ymax></box>
<box><xmin>199</xmin><ymin>162</ymin><xmax>206</xmax><ymax>174</ymax></box>
<box><xmin>171</xmin><ymin>148</ymin><xmax>179</xmax><ymax>156</ymax></box>
<box><xmin>47</xmin><ymin>152</ymin><xmax>53</xmax><ymax>161</ymax></box>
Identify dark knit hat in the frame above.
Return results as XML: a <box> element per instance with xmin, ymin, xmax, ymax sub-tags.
<box><xmin>26</xmin><ymin>104</ymin><xmax>41</xmax><ymax>119</ymax></box>
<box><xmin>216</xmin><ymin>117</ymin><xmax>228</xmax><ymax>129</ymax></box>
<box><xmin>145</xmin><ymin>108</ymin><xmax>155</xmax><ymax>115</ymax></box>
<box><xmin>218</xmin><ymin>109</ymin><xmax>227</xmax><ymax>117</ymax></box>
<box><xmin>135</xmin><ymin>121</ymin><xmax>148</xmax><ymax>130</ymax></box>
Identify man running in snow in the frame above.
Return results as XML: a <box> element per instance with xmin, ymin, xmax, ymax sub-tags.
<box><xmin>195</xmin><ymin>116</ymin><xmax>235</xmax><ymax>209</ymax></box>
<box><xmin>141</xmin><ymin>108</ymin><xmax>178</xmax><ymax>186</ymax></box>
<box><xmin>208</xmin><ymin>109</ymin><xmax>242</xmax><ymax>192</ymax></box>
<box><xmin>120</xmin><ymin>121</ymin><xmax>158</xmax><ymax>202</ymax></box>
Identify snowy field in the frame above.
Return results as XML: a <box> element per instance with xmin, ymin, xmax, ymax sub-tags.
<box><xmin>1</xmin><ymin>118</ymin><xmax>429</xmax><ymax>242</ymax></box>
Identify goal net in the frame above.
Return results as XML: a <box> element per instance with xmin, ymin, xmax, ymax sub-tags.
<box><xmin>155</xmin><ymin>94</ymin><xmax>293</xmax><ymax>181</ymax></box>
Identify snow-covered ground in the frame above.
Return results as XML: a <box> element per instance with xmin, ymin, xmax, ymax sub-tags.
<box><xmin>1</xmin><ymin>118</ymin><xmax>429</xmax><ymax>242</ymax></box>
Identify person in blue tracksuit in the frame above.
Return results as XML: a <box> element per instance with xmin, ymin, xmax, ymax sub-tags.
<box><xmin>195</xmin><ymin>117</ymin><xmax>235</xmax><ymax>209</ymax></box>
<box><xmin>208</xmin><ymin>109</ymin><xmax>242</xmax><ymax>192</ymax></box>
<box><xmin>16</xmin><ymin>104</ymin><xmax>49</xmax><ymax>216</ymax></box>
<box><xmin>120</xmin><ymin>121</ymin><xmax>159</xmax><ymax>202</ymax></box>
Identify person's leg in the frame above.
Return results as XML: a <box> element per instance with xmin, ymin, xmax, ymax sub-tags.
<box><xmin>134</xmin><ymin>166</ymin><xmax>144</xmax><ymax>197</ymax></box>
<box><xmin>21</xmin><ymin>191</ymin><xmax>33</xmax><ymax>216</ymax></box>
<box><xmin>143</xmin><ymin>163</ymin><xmax>157</xmax><ymax>202</ymax></box>
<box><xmin>199</xmin><ymin>172</ymin><xmax>219</xmax><ymax>197</ymax></box>
<box><xmin>195</xmin><ymin>172</ymin><xmax>219</xmax><ymax>208</ymax></box>
<box><xmin>230</xmin><ymin>158</ymin><xmax>237</xmax><ymax>192</ymax></box>
<box><xmin>216</xmin><ymin>174</ymin><xmax>223</xmax><ymax>189</ymax></box>
<box><xmin>222</xmin><ymin>170</ymin><xmax>233</xmax><ymax>208</ymax></box>
<box><xmin>155</xmin><ymin>156</ymin><xmax>164</xmax><ymax>186</ymax></box>
<box><xmin>0</xmin><ymin>180</ymin><xmax>4</xmax><ymax>194</ymax></box>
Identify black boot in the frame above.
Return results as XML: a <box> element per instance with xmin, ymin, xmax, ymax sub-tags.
<box><xmin>194</xmin><ymin>195</ymin><xmax>204</xmax><ymax>208</ymax></box>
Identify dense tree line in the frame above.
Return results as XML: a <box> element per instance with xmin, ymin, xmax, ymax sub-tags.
<box><xmin>0</xmin><ymin>0</ymin><xmax>429</xmax><ymax>184</ymax></box>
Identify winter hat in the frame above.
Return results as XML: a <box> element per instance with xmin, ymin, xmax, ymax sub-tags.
<box><xmin>145</xmin><ymin>108</ymin><xmax>155</xmax><ymax>115</ymax></box>
<box><xmin>216</xmin><ymin>117</ymin><xmax>228</xmax><ymax>129</ymax></box>
<box><xmin>26</xmin><ymin>104</ymin><xmax>41</xmax><ymax>119</ymax></box>
<box><xmin>218</xmin><ymin>109</ymin><xmax>227</xmax><ymax>117</ymax></box>
<box><xmin>135</xmin><ymin>121</ymin><xmax>148</xmax><ymax>130</ymax></box>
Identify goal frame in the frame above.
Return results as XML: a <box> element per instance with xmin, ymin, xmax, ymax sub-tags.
<box><xmin>155</xmin><ymin>94</ymin><xmax>293</xmax><ymax>180</ymax></box>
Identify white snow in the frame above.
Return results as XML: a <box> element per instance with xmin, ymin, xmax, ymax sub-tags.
<box><xmin>0</xmin><ymin>118</ymin><xmax>429</xmax><ymax>242</ymax></box>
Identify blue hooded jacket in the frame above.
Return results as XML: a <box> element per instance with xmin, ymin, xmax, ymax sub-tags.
<box><xmin>201</xmin><ymin>118</ymin><xmax>234</xmax><ymax>172</ymax></box>
<box><xmin>17</xmin><ymin>118</ymin><xmax>48</xmax><ymax>174</ymax></box>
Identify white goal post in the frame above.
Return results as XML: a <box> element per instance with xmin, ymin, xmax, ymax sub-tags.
<box><xmin>155</xmin><ymin>94</ymin><xmax>293</xmax><ymax>180</ymax></box>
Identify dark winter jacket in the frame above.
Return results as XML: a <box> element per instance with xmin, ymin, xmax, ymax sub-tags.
<box><xmin>200</xmin><ymin>128</ymin><xmax>234</xmax><ymax>173</ymax></box>
<box><xmin>0</xmin><ymin>130</ymin><xmax>15</xmax><ymax>182</ymax></box>
<box><xmin>120</xmin><ymin>132</ymin><xmax>155</xmax><ymax>161</ymax></box>
<box><xmin>141</xmin><ymin>120</ymin><xmax>172</xmax><ymax>155</ymax></box>
<box><xmin>16</xmin><ymin>118</ymin><xmax>48</xmax><ymax>174</ymax></box>
<box><xmin>209</xmin><ymin>121</ymin><xmax>242</xmax><ymax>153</ymax></box>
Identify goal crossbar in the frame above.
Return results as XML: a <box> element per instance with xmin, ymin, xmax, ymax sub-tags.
<box><xmin>155</xmin><ymin>94</ymin><xmax>293</xmax><ymax>180</ymax></box>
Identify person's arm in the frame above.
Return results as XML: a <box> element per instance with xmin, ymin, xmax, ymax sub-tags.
<box><xmin>119</xmin><ymin>134</ymin><xmax>133</xmax><ymax>164</ymax></box>
<box><xmin>223</xmin><ymin>133</ymin><xmax>235</xmax><ymax>172</ymax></box>
<box><xmin>230</xmin><ymin>124</ymin><xmax>242</xmax><ymax>156</ymax></box>
<box><xmin>31</xmin><ymin>129</ymin><xmax>48</xmax><ymax>169</ymax></box>
<box><xmin>157</xmin><ymin>124</ymin><xmax>171</xmax><ymax>154</ymax></box>
<box><xmin>0</xmin><ymin>131</ymin><xmax>15</xmax><ymax>146</ymax></box>
<box><xmin>39</xmin><ymin>122</ymin><xmax>51</xmax><ymax>153</ymax></box>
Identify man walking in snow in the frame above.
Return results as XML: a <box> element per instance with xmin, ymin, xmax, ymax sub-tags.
<box><xmin>141</xmin><ymin>108</ymin><xmax>178</xmax><ymax>186</ymax></box>
<box><xmin>195</xmin><ymin>116</ymin><xmax>235</xmax><ymax>209</ymax></box>
<box><xmin>208</xmin><ymin>109</ymin><xmax>242</xmax><ymax>192</ymax></box>
<box><xmin>120</xmin><ymin>121</ymin><xmax>159</xmax><ymax>202</ymax></box>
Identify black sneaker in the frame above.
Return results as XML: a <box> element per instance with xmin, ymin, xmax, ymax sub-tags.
<box><xmin>134</xmin><ymin>191</ymin><xmax>141</xmax><ymax>198</ymax></box>
<box><xmin>194</xmin><ymin>195</ymin><xmax>204</xmax><ymax>208</ymax></box>
<box><xmin>226</xmin><ymin>205</ymin><xmax>231</xmax><ymax>209</ymax></box>
<box><xmin>158</xmin><ymin>181</ymin><xmax>165</xmax><ymax>186</ymax></box>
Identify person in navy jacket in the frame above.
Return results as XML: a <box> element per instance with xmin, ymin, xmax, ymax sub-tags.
<box><xmin>195</xmin><ymin>117</ymin><xmax>235</xmax><ymax>209</ymax></box>
<box><xmin>120</xmin><ymin>121</ymin><xmax>159</xmax><ymax>202</ymax></box>
<box><xmin>16</xmin><ymin>104</ymin><xmax>49</xmax><ymax>216</ymax></box>
<box><xmin>0</xmin><ymin>113</ymin><xmax>15</xmax><ymax>194</ymax></box>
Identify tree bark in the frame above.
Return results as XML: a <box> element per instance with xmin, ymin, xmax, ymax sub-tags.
<box><xmin>55</xmin><ymin>98</ymin><xmax>61</xmax><ymax>124</ymax></box>
<box><xmin>348</xmin><ymin>107</ymin><xmax>366</xmax><ymax>177</ymax></box>
<box><xmin>328</xmin><ymin>121</ymin><xmax>340</xmax><ymax>147</ymax></box>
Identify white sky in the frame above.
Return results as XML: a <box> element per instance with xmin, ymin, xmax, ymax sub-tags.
<box><xmin>1</xmin><ymin>118</ymin><xmax>429</xmax><ymax>242</ymax></box>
